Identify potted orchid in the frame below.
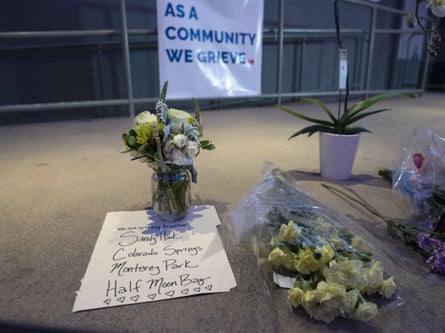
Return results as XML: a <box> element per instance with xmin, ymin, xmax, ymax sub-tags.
<box><xmin>276</xmin><ymin>92</ymin><xmax>415</xmax><ymax>179</ymax></box>
<box><xmin>122</xmin><ymin>81</ymin><xmax>214</xmax><ymax>221</ymax></box>
<box><xmin>276</xmin><ymin>0</ymin><xmax>416</xmax><ymax>180</ymax></box>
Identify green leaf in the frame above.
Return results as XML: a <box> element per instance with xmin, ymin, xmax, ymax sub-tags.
<box><xmin>342</xmin><ymin>126</ymin><xmax>371</xmax><ymax>134</ymax></box>
<box><xmin>340</xmin><ymin>108</ymin><xmax>390</xmax><ymax>128</ymax></box>
<box><xmin>192</xmin><ymin>98</ymin><xmax>201</xmax><ymax>123</ymax></box>
<box><xmin>137</xmin><ymin>143</ymin><xmax>147</xmax><ymax>153</ymax></box>
<box><xmin>277</xmin><ymin>92</ymin><xmax>415</xmax><ymax>137</ymax></box>
<box><xmin>347</xmin><ymin>92</ymin><xmax>415</xmax><ymax>116</ymax></box>
<box><xmin>200</xmin><ymin>140</ymin><xmax>215</xmax><ymax>150</ymax></box>
<box><xmin>276</xmin><ymin>104</ymin><xmax>334</xmax><ymax>127</ymax></box>
<box><xmin>288</xmin><ymin>125</ymin><xmax>336</xmax><ymax>139</ymax></box>
<box><xmin>298</xmin><ymin>97</ymin><xmax>338</xmax><ymax>123</ymax></box>
<box><xmin>159</xmin><ymin>81</ymin><xmax>169</xmax><ymax>102</ymax></box>
<box><xmin>123</xmin><ymin>133</ymin><xmax>137</xmax><ymax>147</ymax></box>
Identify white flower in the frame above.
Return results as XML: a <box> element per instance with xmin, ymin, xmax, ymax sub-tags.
<box><xmin>429</xmin><ymin>0</ymin><xmax>445</xmax><ymax>17</ymax></box>
<box><xmin>168</xmin><ymin>108</ymin><xmax>193</xmax><ymax>132</ymax></box>
<box><xmin>171</xmin><ymin>149</ymin><xmax>192</xmax><ymax>166</ymax></box>
<box><xmin>186</xmin><ymin>140</ymin><xmax>200</xmax><ymax>158</ymax></box>
<box><xmin>134</xmin><ymin>111</ymin><xmax>157</xmax><ymax>126</ymax></box>
<box><xmin>173</xmin><ymin>134</ymin><xmax>188</xmax><ymax>148</ymax></box>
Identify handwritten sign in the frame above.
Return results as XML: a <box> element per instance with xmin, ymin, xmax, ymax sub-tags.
<box><xmin>72</xmin><ymin>205</ymin><xmax>237</xmax><ymax>312</ymax></box>
<box><xmin>156</xmin><ymin>0</ymin><xmax>264</xmax><ymax>98</ymax></box>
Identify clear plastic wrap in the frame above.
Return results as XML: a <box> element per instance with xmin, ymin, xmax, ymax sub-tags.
<box><xmin>392</xmin><ymin>124</ymin><xmax>445</xmax><ymax>225</ymax></box>
<box><xmin>229</xmin><ymin>162</ymin><xmax>445</xmax><ymax>331</ymax></box>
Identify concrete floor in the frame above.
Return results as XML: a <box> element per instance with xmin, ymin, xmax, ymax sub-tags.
<box><xmin>1</xmin><ymin>92</ymin><xmax>445</xmax><ymax>332</ymax></box>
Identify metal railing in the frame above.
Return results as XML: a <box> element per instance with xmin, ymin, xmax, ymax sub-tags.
<box><xmin>0</xmin><ymin>0</ymin><xmax>432</xmax><ymax>117</ymax></box>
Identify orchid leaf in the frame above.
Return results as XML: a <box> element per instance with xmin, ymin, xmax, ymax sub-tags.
<box><xmin>276</xmin><ymin>104</ymin><xmax>334</xmax><ymax>127</ymax></box>
<box><xmin>276</xmin><ymin>92</ymin><xmax>415</xmax><ymax>138</ymax></box>
<box><xmin>347</xmin><ymin>92</ymin><xmax>415</xmax><ymax>116</ymax></box>
<box><xmin>342</xmin><ymin>126</ymin><xmax>371</xmax><ymax>134</ymax></box>
<box><xmin>298</xmin><ymin>97</ymin><xmax>338</xmax><ymax>123</ymax></box>
<box><xmin>289</xmin><ymin>125</ymin><xmax>336</xmax><ymax>139</ymax></box>
<box><xmin>340</xmin><ymin>108</ymin><xmax>391</xmax><ymax>127</ymax></box>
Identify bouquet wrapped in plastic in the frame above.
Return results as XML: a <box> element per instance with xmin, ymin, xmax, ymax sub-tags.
<box><xmin>229</xmin><ymin>163</ymin><xmax>399</xmax><ymax>324</ymax></box>
<box><xmin>393</xmin><ymin>124</ymin><xmax>445</xmax><ymax>230</ymax></box>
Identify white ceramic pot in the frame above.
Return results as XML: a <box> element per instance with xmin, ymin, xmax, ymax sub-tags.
<box><xmin>319</xmin><ymin>132</ymin><xmax>361</xmax><ymax>180</ymax></box>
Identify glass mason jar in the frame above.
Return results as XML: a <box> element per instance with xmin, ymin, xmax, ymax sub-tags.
<box><xmin>151</xmin><ymin>168</ymin><xmax>191</xmax><ymax>221</ymax></box>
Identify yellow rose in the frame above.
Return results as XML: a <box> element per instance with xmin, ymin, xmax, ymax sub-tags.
<box><xmin>362</xmin><ymin>260</ymin><xmax>384</xmax><ymax>295</ymax></box>
<box><xmin>320</xmin><ymin>245</ymin><xmax>335</xmax><ymax>264</ymax></box>
<box><xmin>381</xmin><ymin>276</ymin><xmax>397</xmax><ymax>299</ymax></box>
<box><xmin>316</xmin><ymin>281</ymin><xmax>345</xmax><ymax>304</ymax></box>
<box><xmin>288</xmin><ymin>287</ymin><xmax>305</xmax><ymax>308</ymax></box>
<box><xmin>323</xmin><ymin>259</ymin><xmax>364</xmax><ymax>290</ymax></box>
<box><xmin>352</xmin><ymin>301</ymin><xmax>378</xmax><ymax>321</ymax></box>
<box><xmin>296</xmin><ymin>247</ymin><xmax>326</xmax><ymax>274</ymax></box>
<box><xmin>340</xmin><ymin>289</ymin><xmax>360</xmax><ymax>315</ymax></box>
<box><xmin>268</xmin><ymin>247</ymin><xmax>285</xmax><ymax>266</ymax></box>
<box><xmin>305</xmin><ymin>281</ymin><xmax>345</xmax><ymax>323</ymax></box>
<box><xmin>311</xmin><ymin>305</ymin><xmax>339</xmax><ymax>323</ymax></box>
<box><xmin>278</xmin><ymin>221</ymin><xmax>300</xmax><ymax>243</ymax></box>
<box><xmin>282</xmin><ymin>252</ymin><xmax>299</xmax><ymax>272</ymax></box>
<box><xmin>301</xmin><ymin>289</ymin><xmax>319</xmax><ymax>315</ymax></box>
<box><xmin>351</xmin><ymin>235</ymin><xmax>368</xmax><ymax>252</ymax></box>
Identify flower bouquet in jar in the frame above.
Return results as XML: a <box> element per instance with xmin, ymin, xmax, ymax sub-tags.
<box><xmin>122</xmin><ymin>81</ymin><xmax>214</xmax><ymax>221</ymax></box>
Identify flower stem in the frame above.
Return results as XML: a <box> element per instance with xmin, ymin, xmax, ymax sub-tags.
<box><xmin>320</xmin><ymin>183</ymin><xmax>445</xmax><ymax>245</ymax></box>
<box><xmin>321</xmin><ymin>183</ymin><xmax>387</xmax><ymax>222</ymax></box>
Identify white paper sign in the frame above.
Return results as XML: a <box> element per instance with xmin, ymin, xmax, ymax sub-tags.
<box><xmin>156</xmin><ymin>0</ymin><xmax>264</xmax><ymax>98</ymax></box>
<box><xmin>73</xmin><ymin>205</ymin><xmax>237</xmax><ymax>312</ymax></box>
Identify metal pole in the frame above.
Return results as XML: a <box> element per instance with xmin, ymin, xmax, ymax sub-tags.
<box><xmin>120</xmin><ymin>0</ymin><xmax>135</xmax><ymax>117</ymax></box>
<box><xmin>276</xmin><ymin>0</ymin><xmax>284</xmax><ymax>105</ymax></box>
<box><xmin>364</xmin><ymin>5</ymin><xmax>377</xmax><ymax>94</ymax></box>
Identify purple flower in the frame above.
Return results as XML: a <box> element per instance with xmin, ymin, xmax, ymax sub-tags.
<box><xmin>426</xmin><ymin>242</ymin><xmax>445</xmax><ymax>274</ymax></box>
<box><xmin>417</xmin><ymin>232</ymin><xmax>440</xmax><ymax>251</ymax></box>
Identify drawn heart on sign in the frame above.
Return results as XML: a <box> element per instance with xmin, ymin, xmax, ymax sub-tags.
<box><xmin>147</xmin><ymin>293</ymin><xmax>157</xmax><ymax>301</ymax></box>
<box><xmin>130</xmin><ymin>295</ymin><xmax>140</xmax><ymax>302</ymax></box>
<box><xmin>248</xmin><ymin>59</ymin><xmax>254</xmax><ymax>65</ymax></box>
<box><xmin>181</xmin><ymin>288</ymin><xmax>189</xmax><ymax>295</ymax></box>
<box><xmin>204</xmin><ymin>285</ymin><xmax>213</xmax><ymax>291</ymax></box>
<box><xmin>103</xmin><ymin>299</ymin><xmax>111</xmax><ymax>305</ymax></box>
<box><xmin>193</xmin><ymin>287</ymin><xmax>201</xmax><ymax>293</ymax></box>
<box><xmin>165</xmin><ymin>290</ymin><xmax>175</xmax><ymax>297</ymax></box>
<box><xmin>116</xmin><ymin>296</ymin><xmax>125</xmax><ymax>303</ymax></box>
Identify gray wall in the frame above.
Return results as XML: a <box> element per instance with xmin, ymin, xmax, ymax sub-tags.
<box><xmin>0</xmin><ymin>0</ymin><xmax>436</xmax><ymax>118</ymax></box>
